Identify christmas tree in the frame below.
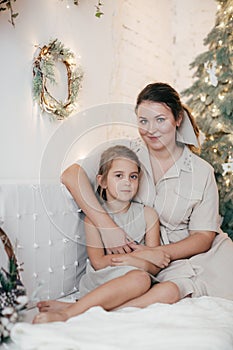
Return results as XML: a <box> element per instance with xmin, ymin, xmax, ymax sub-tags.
<box><xmin>182</xmin><ymin>0</ymin><xmax>233</xmax><ymax>240</ymax></box>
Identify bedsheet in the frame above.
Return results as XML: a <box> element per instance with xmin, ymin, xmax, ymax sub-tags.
<box><xmin>9</xmin><ymin>296</ymin><xmax>233</xmax><ymax>350</ymax></box>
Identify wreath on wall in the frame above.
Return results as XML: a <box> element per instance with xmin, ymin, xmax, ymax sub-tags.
<box><xmin>32</xmin><ymin>39</ymin><xmax>83</xmax><ymax>120</ymax></box>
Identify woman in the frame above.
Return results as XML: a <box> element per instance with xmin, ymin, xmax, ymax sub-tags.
<box><xmin>35</xmin><ymin>82</ymin><xmax>233</xmax><ymax>322</ymax></box>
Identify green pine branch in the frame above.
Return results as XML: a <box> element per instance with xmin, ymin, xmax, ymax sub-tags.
<box><xmin>182</xmin><ymin>0</ymin><xmax>233</xmax><ymax>239</ymax></box>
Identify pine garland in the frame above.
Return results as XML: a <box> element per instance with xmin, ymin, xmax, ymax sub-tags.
<box><xmin>32</xmin><ymin>39</ymin><xmax>83</xmax><ymax>120</ymax></box>
<box><xmin>0</xmin><ymin>1</ymin><xmax>104</xmax><ymax>27</ymax></box>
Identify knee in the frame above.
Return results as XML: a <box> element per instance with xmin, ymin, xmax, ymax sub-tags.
<box><xmin>166</xmin><ymin>281</ymin><xmax>181</xmax><ymax>303</ymax></box>
<box><xmin>126</xmin><ymin>270</ymin><xmax>151</xmax><ymax>289</ymax></box>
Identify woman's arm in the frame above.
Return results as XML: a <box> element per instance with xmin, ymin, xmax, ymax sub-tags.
<box><xmin>129</xmin><ymin>230</ymin><xmax>215</xmax><ymax>263</ymax></box>
<box><xmin>131</xmin><ymin>165</ymin><xmax>218</xmax><ymax>262</ymax></box>
<box><xmin>111</xmin><ymin>206</ymin><xmax>170</xmax><ymax>273</ymax></box>
<box><xmin>61</xmin><ymin>164</ymin><xmax>131</xmax><ymax>254</ymax></box>
<box><xmin>85</xmin><ymin>216</ymin><xmax>161</xmax><ymax>274</ymax></box>
<box><xmin>158</xmin><ymin>230</ymin><xmax>216</xmax><ymax>260</ymax></box>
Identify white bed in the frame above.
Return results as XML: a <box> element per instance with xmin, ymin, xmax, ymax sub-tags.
<box><xmin>1</xmin><ymin>184</ymin><xmax>233</xmax><ymax>350</ymax></box>
<box><xmin>9</xmin><ymin>296</ymin><xmax>233</xmax><ymax>350</ymax></box>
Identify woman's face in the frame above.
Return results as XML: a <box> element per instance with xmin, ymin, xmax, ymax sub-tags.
<box><xmin>136</xmin><ymin>101</ymin><xmax>180</xmax><ymax>152</ymax></box>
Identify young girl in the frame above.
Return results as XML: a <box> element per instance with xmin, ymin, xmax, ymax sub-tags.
<box><xmin>34</xmin><ymin>145</ymin><xmax>177</xmax><ymax>323</ymax></box>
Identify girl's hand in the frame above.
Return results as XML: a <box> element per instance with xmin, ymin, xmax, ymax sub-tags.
<box><xmin>130</xmin><ymin>246</ymin><xmax>171</xmax><ymax>268</ymax></box>
<box><xmin>111</xmin><ymin>255</ymin><xmax>146</xmax><ymax>270</ymax></box>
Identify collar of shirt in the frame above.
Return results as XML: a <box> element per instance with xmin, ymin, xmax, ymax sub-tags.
<box><xmin>133</xmin><ymin>140</ymin><xmax>193</xmax><ymax>182</ymax></box>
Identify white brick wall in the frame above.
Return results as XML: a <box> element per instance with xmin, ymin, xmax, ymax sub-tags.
<box><xmin>111</xmin><ymin>0</ymin><xmax>216</xmax><ymax>103</ymax></box>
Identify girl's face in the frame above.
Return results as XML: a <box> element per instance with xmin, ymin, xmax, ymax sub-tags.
<box><xmin>137</xmin><ymin>101</ymin><xmax>181</xmax><ymax>152</ymax></box>
<box><xmin>100</xmin><ymin>158</ymin><xmax>139</xmax><ymax>203</ymax></box>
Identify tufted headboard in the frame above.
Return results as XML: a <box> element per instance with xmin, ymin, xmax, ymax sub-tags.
<box><xmin>0</xmin><ymin>183</ymin><xmax>87</xmax><ymax>302</ymax></box>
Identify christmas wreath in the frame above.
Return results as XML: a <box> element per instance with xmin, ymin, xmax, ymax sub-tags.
<box><xmin>32</xmin><ymin>39</ymin><xmax>83</xmax><ymax>120</ymax></box>
<box><xmin>0</xmin><ymin>227</ymin><xmax>28</xmax><ymax>344</ymax></box>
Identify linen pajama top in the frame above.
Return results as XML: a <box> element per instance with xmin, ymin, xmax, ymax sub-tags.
<box><xmin>76</xmin><ymin>138</ymin><xmax>233</xmax><ymax>300</ymax></box>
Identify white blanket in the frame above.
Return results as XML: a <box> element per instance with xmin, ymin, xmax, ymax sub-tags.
<box><xmin>11</xmin><ymin>297</ymin><xmax>233</xmax><ymax>350</ymax></box>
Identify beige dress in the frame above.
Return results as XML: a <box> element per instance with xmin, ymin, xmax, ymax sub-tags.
<box><xmin>77</xmin><ymin>138</ymin><xmax>233</xmax><ymax>300</ymax></box>
<box><xmin>78</xmin><ymin>202</ymin><xmax>155</xmax><ymax>298</ymax></box>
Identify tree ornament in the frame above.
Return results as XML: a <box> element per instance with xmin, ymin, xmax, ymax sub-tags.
<box><xmin>204</xmin><ymin>61</ymin><xmax>218</xmax><ymax>87</ymax></box>
<box><xmin>222</xmin><ymin>153</ymin><xmax>233</xmax><ymax>176</ymax></box>
<box><xmin>32</xmin><ymin>39</ymin><xmax>83</xmax><ymax>120</ymax></box>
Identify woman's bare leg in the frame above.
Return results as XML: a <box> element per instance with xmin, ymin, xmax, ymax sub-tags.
<box><xmin>115</xmin><ymin>281</ymin><xmax>180</xmax><ymax>309</ymax></box>
<box><xmin>33</xmin><ymin>270</ymin><xmax>151</xmax><ymax>324</ymax></box>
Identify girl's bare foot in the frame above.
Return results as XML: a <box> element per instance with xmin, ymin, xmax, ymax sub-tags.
<box><xmin>37</xmin><ymin>300</ymin><xmax>74</xmax><ymax>312</ymax></box>
<box><xmin>33</xmin><ymin>310</ymin><xmax>68</xmax><ymax>324</ymax></box>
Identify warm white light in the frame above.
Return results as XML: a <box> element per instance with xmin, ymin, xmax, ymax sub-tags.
<box><xmin>218</xmin><ymin>93</ymin><xmax>225</xmax><ymax>100</ymax></box>
<box><xmin>200</xmin><ymin>94</ymin><xmax>206</xmax><ymax>102</ymax></box>
<box><xmin>218</xmin><ymin>40</ymin><xmax>223</xmax><ymax>45</ymax></box>
<box><xmin>213</xmin><ymin>148</ymin><xmax>218</xmax><ymax>153</ymax></box>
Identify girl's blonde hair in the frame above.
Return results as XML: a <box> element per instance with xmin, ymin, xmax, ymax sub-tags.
<box><xmin>97</xmin><ymin>145</ymin><xmax>141</xmax><ymax>200</ymax></box>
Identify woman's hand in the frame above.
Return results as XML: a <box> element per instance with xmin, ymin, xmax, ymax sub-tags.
<box><xmin>100</xmin><ymin>229</ymin><xmax>135</xmax><ymax>254</ymax></box>
<box><xmin>130</xmin><ymin>244</ymin><xmax>171</xmax><ymax>268</ymax></box>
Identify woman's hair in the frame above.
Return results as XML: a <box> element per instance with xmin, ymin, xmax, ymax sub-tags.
<box><xmin>97</xmin><ymin>145</ymin><xmax>141</xmax><ymax>200</ymax></box>
<box><xmin>135</xmin><ymin>82</ymin><xmax>200</xmax><ymax>153</ymax></box>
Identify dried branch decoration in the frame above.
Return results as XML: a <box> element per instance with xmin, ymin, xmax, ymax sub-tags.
<box><xmin>32</xmin><ymin>39</ymin><xmax>83</xmax><ymax>120</ymax></box>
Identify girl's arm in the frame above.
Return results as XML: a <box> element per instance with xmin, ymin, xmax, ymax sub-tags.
<box><xmin>111</xmin><ymin>254</ymin><xmax>161</xmax><ymax>275</ymax></box>
<box><xmin>112</xmin><ymin>206</ymin><xmax>170</xmax><ymax>274</ymax></box>
<box><xmin>85</xmin><ymin>217</ymin><xmax>127</xmax><ymax>270</ymax></box>
<box><xmin>143</xmin><ymin>206</ymin><xmax>160</xmax><ymax>247</ymax></box>
<box><xmin>61</xmin><ymin>164</ymin><xmax>131</xmax><ymax>254</ymax></box>
<box><xmin>85</xmin><ymin>215</ymin><xmax>161</xmax><ymax>274</ymax></box>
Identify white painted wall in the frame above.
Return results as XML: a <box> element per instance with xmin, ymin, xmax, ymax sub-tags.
<box><xmin>0</xmin><ymin>0</ymin><xmax>216</xmax><ymax>182</ymax></box>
